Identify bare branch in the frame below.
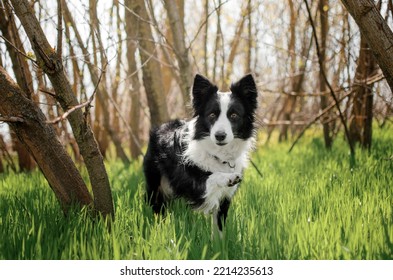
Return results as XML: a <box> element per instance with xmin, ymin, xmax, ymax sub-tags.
<box><xmin>0</xmin><ymin>116</ymin><xmax>25</xmax><ymax>123</ymax></box>
<box><xmin>46</xmin><ymin>61</ymin><xmax>107</xmax><ymax>124</ymax></box>
<box><xmin>0</xmin><ymin>35</ymin><xmax>37</xmax><ymax>65</ymax></box>
<box><xmin>289</xmin><ymin>90</ymin><xmax>353</xmax><ymax>153</ymax></box>
<box><xmin>46</xmin><ymin>99</ymin><xmax>92</xmax><ymax>124</ymax></box>
<box><xmin>188</xmin><ymin>0</ymin><xmax>230</xmax><ymax>48</ymax></box>
<box><xmin>39</xmin><ymin>88</ymin><xmax>56</xmax><ymax>98</ymax></box>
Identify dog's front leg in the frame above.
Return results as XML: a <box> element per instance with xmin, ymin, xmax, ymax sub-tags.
<box><xmin>206</xmin><ymin>172</ymin><xmax>242</xmax><ymax>188</ymax></box>
<box><xmin>212</xmin><ymin>198</ymin><xmax>231</xmax><ymax>238</ymax></box>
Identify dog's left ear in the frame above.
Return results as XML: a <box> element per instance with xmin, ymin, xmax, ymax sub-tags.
<box><xmin>230</xmin><ymin>74</ymin><xmax>258</xmax><ymax>107</ymax></box>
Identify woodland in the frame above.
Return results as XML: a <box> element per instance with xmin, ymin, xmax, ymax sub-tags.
<box><xmin>0</xmin><ymin>0</ymin><xmax>392</xmax><ymax>222</ymax></box>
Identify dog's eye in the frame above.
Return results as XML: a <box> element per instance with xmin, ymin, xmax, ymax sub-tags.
<box><xmin>208</xmin><ymin>113</ymin><xmax>216</xmax><ymax>120</ymax></box>
<box><xmin>230</xmin><ymin>113</ymin><xmax>239</xmax><ymax>120</ymax></box>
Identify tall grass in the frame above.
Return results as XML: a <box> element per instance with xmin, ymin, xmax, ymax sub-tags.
<box><xmin>0</xmin><ymin>126</ymin><xmax>392</xmax><ymax>259</ymax></box>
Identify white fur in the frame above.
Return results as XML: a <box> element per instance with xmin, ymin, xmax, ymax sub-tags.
<box><xmin>182</xmin><ymin>112</ymin><xmax>254</xmax><ymax>215</ymax></box>
<box><xmin>182</xmin><ymin>119</ymin><xmax>254</xmax><ymax>174</ymax></box>
<box><xmin>197</xmin><ymin>172</ymin><xmax>241</xmax><ymax>214</ymax></box>
<box><xmin>210</xmin><ymin>92</ymin><xmax>234</xmax><ymax>145</ymax></box>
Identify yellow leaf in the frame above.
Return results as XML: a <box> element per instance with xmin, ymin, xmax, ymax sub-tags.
<box><xmin>26</xmin><ymin>51</ymin><xmax>36</xmax><ymax>60</ymax></box>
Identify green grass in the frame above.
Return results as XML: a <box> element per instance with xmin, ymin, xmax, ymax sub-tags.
<box><xmin>0</xmin><ymin>126</ymin><xmax>392</xmax><ymax>259</ymax></box>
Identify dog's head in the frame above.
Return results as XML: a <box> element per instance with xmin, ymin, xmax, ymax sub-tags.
<box><xmin>191</xmin><ymin>74</ymin><xmax>258</xmax><ymax>146</ymax></box>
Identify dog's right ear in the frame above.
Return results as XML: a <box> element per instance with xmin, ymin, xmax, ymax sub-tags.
<box><xmin>192</xmin><ymin>74</ymin><xmax>218</xmax><ymax>113</ymax></box>
<box><xmin>192</xmin><ymin>74</ymin><xmax>216</xmax><ymax>97</ymax></box>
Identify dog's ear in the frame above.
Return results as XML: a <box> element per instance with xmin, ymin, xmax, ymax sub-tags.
<box><xmin>192</xmin><ymin>74</ymin><xmax>218</xmax><ymax>113</ymax></box>
<box><xmin>230</xmin><ymin>74</ymin><xmax>257</xmax><ymax>99</ymax></box>
<box><xmin>230</xmin><ymin>74</ymin><xmax>258</xmax><ymax>111</ymax></box>
<box><xmin>192</xmin><ymin>74</ymin><xmax>216</xmax><ymax>96</ymax></box>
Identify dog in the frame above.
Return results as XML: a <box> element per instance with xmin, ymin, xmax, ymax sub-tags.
<box><xmin>143</xmin><ymin>73</ymin><xmax>258</xmax><ymax>234</ymax></box>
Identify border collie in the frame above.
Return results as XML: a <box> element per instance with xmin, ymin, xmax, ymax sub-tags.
<box><xmin>143</xmin><ymin>74</ymin><xmax>258</xmax><ymax>234</ymax></box>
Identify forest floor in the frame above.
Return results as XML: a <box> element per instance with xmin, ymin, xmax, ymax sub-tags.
<box><xmin>1</xmin><ymin>125</ymin><xmax>392</xmax><ymax>259</ymax></box>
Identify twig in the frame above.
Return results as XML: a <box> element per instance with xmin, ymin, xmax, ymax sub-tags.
<box><xmin>46</xmin><ymin>62</ymin><xmax>107</xmax><ymax>124</ymax></box>
<box><xmin>187</xmin><ymin>0</ymin><xmax>230</xmax><ymax>49</ymax></box>
<box><xmin>56</xmin><ymin>0</ymin><xmax>63</xmax><ymax>59</ymax></box>
<box><xmin>259</xmin><ymin>71</ymin><xmax>384</xmax><ymax>97</ymax></box>
<box><xmin>250</xmin><ymin>159</ymin><xmax>263</xmax><ymax>179</ymax></box>
<box><xmin>46</xmin><ymin>99</ymin><xmax>93</xmax><ymax>124</ymax></box>
<box><xmin>0</xmin><ymin>116</ymin><xmax>25</xmax><ymax>123</ymax></box>
<box><xmin>289</xmin><ymin>90</ymin><xmax>353</xmax><ymax>152</ymax></box>
<box><xmin>39</xmin><ymin>88</ymin><xmax>56</xmax><ymax>98</ymax></box>
<box><xmin>0</xmin><ymin>35</ymin><xmax>37</xmax><ymax>65</ymax></box>
<box><xmin>304</xmin><ymin>0</ymin><xmax>355</xmax><ymax>160</ymax></box>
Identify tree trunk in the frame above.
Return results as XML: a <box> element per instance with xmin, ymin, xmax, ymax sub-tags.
<box><xmin>127</xmin><ymin>0</ymin><xmax>169</xmax><ymax>127</ymax></box>
<box><xmin>0</xmin><ymin>4</ymin><xmax>36</xmax><ymax>171</ymax></box>
<box><xmin>341</xmin><ymin>0</ymin><xmax>393</xmax><ymax>92</ymax></box>
<box><xmin>10</xmin><ymin>0</ymin><xmax>114</xmax><ymax>218</ymax></box>
<box><xmin>124</xmin><ymin>0</ymin><xmax>142</xmax><ymax>159</ymax></box>
<box><xmin>0</xmin><ymin>135</ymin><xmax>4</xmax><ymax>173</ymax></box>
<box><xmin>245</xmin><ymin>0</ymin><xmax>252</xmax><ymax>74</ymax></box>
<box><xmin>203</xmin><ymin>0</ymin><xmax>209</xmax><ymax>77</ymax></box>
<box><xmin>163</xmin><ymin>0</ymin><xmax>193</xmax><ymax>108</ymax></box>
<box><xmin>349</xmin><ymin>36</ymin><xmax>377</xmax><ymax>149</ymax></box>
<box><xmin>278</xmin><ymin>1</ymin><xmax>311</xmax><ymax>141</ymax></box>
<box><xmin>319</xmin><ymin>0</ymin><xmax>333</xmax><ymax>148</ymax></box>
<box><xmin>223</xmin><ymin>6</ymin><xmax>246</xmax><ymax>89</ymax></box>
<box><xmin>0</xmin><ymin>66</ymin><xmax>92</xmax><ymax>212</ymax></box>
<box><xmin>213</xmin><ymin>0</ymin><xmax>223</xmax><ymax>84</ymax></box>
<box><xmin>89</xmin><ymin>0</ymin><xmax>129</xmax><ymax>164</ymax></box>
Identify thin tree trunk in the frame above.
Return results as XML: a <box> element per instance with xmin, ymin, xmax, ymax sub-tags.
<box><xmin>213</xmin><ymin>0</ymin><xmax>223</xmax><ymax>83</ymax></box>
<box><xmin>163</xmin><ymin>0</ymin><xmax>193</xmax><ymax>107</ymax></box>
<box><xmin>0</xmin><ymin>134</ymin><xmax>4</xmax><ymax>173</ymax></box>
<box><xmin>278</xmin><ymin>1</ymin><xmax>311</xmax><ymax>141</ymax></box>
<box><xmin>127</xmin><ymin>0</ymin><xmax>169</xmax><ymax>127</ymax></box>
<box><xmin>111</xmin><ymin>0</ymin><xmax>122</xmax><ymax>146</ymax></box>
<box><xmin>349</xmin><ymin>36</ymin><xmax>377</xmax><ymax>149</ymax></box>
<box><xmin>10</xmin><ymin>0</ymin><xmax>114</xmax><ymax>218</ymax></box>
<box><xmin>203</xmin><ymin>0</ymin><xmax>209</xmax><ymax>76</ymax></box>
<box><xmin>0</xmin><ymin>66</ymin><xmax>92</xmax><ymax>212</ymax></box>
<box><xmin>223</xmin><ymin>6</ymin><xmax>246</xmax><ymax>89</ymax></box>
<box><xmin>245</xmin><ymin>0</ymin><xmax>252</xmax><ymax>74</ymax></box>
<box><xmin>88</xmin><ymin>0</ymin><xmax>110</xmax><ymax>158</ymax></box>
<box><xmin>124</xmin><ymin>0</ymin><xmax>142</xmax><ymax>159</ymax></box>
<box><xmin>319</xmin><ymin>0</ymin><xmax>333</xmax><ymax>148</ymax></box>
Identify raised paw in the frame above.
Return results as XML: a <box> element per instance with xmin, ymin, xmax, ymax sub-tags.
<box><xmin>227</xmin><ymin>175</ymin><xmax>242</xmax><ymax>187</ymax></box>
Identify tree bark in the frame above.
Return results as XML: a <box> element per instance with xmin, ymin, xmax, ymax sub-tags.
<box><xmin>0</xmin><ymin>66</ymin><xmax>92</xmax><ymax>212</ymax></box>
<box><xmin>349</xmin><ymin>35</ymin><xmax>377</xmax><ymax>149</ymax></box>
<box><xmin>124</xmin><ymin>0</ymin><xmax>142</xmax><ymax>159</ymax></box>
<box><xmin>203</xmin><ymin>0</ymin><xmax>209</xmax><ymax>77</ymax></box>
<box><xmin>163</xmin><ymin>0</ymin><xmax>193</xmax><ymax>107</ymax></box>
<box><xmin>0</xmin><ymin>3</ymin><xmax>36</xmax><ymax>171</ymax></box>
<box><xmin>223</xmin><ymin>7</ymin><xmax>246</xmax><ymax>90</ymax></box>
<box><xmin>341</xmin><ymin>0</ymin><xmax>393</xmax><ymax>92</ymax></box>
<box><xmin>10</xmin><ymin>0</ymin><xmax>114</xmax><ymax>218</ymax></box>
<box><xmin>319</xmin><ymin>0</ymin><xmax>333</xmax><ymax>148</ymax></box>
<box><xmin>0</xmin><ymin>135</ymin><xmax>4</xmax><ymax>173</ymax></box>
<box><xmin>127</xmin><ymin>0</ymin><xmax>169</xmax><ymax>127</ymax></box>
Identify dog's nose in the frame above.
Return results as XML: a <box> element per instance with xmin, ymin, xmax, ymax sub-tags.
<box><xmin>215</xmin><ymin>131</ymin><xmax>227</xmax><ymax>142</ymax></box>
